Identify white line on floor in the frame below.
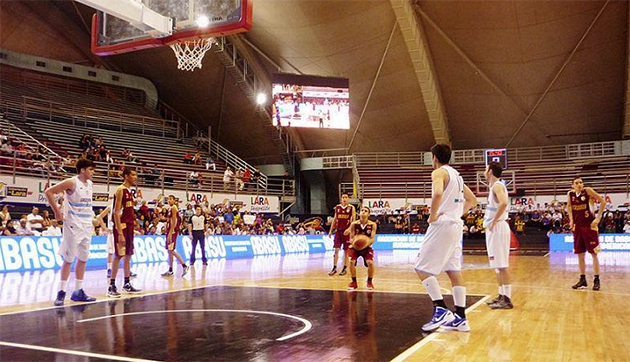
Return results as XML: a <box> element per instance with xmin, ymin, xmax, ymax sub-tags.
<box><xmin>0</xmin><ymin>341</ymin><xmax>161</xmax><ymax>362</ymax></box>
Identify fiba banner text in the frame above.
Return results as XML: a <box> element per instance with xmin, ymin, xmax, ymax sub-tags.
<box><xmin>549</xmin><ymin>234</ymin><xmax>630</xmax><ymax>252</ymax></box>
<box><xmin>0</xmin><ymin>234</ymin><xmax>425</xmax><ymax>273</ymax></box>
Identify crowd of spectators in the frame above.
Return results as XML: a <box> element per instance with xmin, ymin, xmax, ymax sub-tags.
<box><xmin>0</xmin><ymin>130</ymin><xmax>65</xmax><ymax>175</ymax></box>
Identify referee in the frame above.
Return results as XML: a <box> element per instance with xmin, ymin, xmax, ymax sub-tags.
<box><xmin>188</xmin><ymin>206</ymin><xmax>208</xmax><ymax>265</ymax></box>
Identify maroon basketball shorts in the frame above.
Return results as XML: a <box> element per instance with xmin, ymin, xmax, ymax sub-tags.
<box><xmin>573</xmin><ymin>225</ymin><xmax>600</xmax><ymax>254</ymax></box>
<box><xmin>348</xmin><ymin>246</ymin><xmax>374</xmax><ymax>262</ymax></box>
<box><xmin>113</xmin><ymin>223</ymin><xmax>135</xmax><ymax>257</ymax></box>
<box><xmin>333</xmin><ymin>230</ymin><xmax>350</xmax><ymax>250</ymax></box>
<box><xmin>166</xmin><ymin>230</ymin><xmax>178</xmax><ymax>251</ymax></box>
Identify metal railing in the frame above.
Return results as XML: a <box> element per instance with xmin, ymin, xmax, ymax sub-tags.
<box><xmin>198</xmin><ymin>137</ymin><xmax>268</xmax><ymax>189</ymax></box>
<box><xmin>0</xmin><ymin>116</ymin><xmax>61</xmax><ymax>160</ymax></box>
<box><xmin>0</xmin><ymin>153</ymin><xmax>295</xmax><ymax>197</ymax></box>
<box><xmin>322</xmin><ymin>155</ymin><xmax>354</xmax><ymax>169</ymax></box>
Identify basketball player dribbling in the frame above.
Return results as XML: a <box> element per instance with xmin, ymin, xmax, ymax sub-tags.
<box><xmin>414</xmin><ymin>144</ymin><xmax>477</xmax><ymax>332</ymax></box>
<box><xmin>328</xmin><ymin>193</ymin><xmax>355</xmax><ymax>276</ymax></box>
<box><xmin>108</xmin><ymin>167</ymin><xmax>141</xmax><ymax>297</ymax></box>
<box><xmin>483</xmin><ymin>162</ymin><xmax>513</xmax><ymax>309</ymax></box>
<box><xmin>45</xmin><ymin>158</ymin><xmax>97</xmax><ymax>306</ymax></box>
<box><xmin>567</xmin><ymin>176</ymin><xmax>605</xmax><ymax>291</ymax></box>
<box><xmin>347</xmin><ymin>206</ymin><xmax>377</xmax><ymax>290</ymax></box>
<box><xmin>161</xmin><ymin>195</ymin><xmax>189</xmax><ymax>277</ymax></box>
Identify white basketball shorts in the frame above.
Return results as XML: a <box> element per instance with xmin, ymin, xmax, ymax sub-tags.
<box><xmin>58</xmin><ymin>222</ymin><xmax>94</xmax><ymax>263</ymax></box>
<box><xmin>485</xmin><ymin>221</ymin><xmax>510</xmax><ymax>269</ymax></box>
<box><xmin>414</xmin><ymin>219</ymin><xmax>463</xmax><ymax>275</ymax></box>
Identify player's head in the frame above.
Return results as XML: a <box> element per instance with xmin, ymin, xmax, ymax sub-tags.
<box><xmin>167</xmin><ymin>194</ymin><xmax>175</xmax><ymax>206</ymax></box>
<box><xmin>76</xmin><ymin>158</ymin><xmax>95</xmax><ymax>180</ymax></box>
<box><xmin>121</xmin><ymin>167</ymin><xmax>137</xmax><ymax>186</ymax></box>
<box><xmin>430</xmin><ymin>144</ymin><xmax>451</xmax><ymax>168</ymax></box>
<box><xmin>341</xmin><ymin>193</ymin><xmax>349</xmax><ymax>205</ymax></box>
<box><xmin>572</xmin><ymin>176</ymin><xmax>584</xmax><ymax>192</ymax></box>
<box><xmin>360</xmin><ymin>206</ymin><xmax>370</xmax><ymax>219</ymax></box>
<box><xmin>195</xmin><ymin>205</ymin><xmax>202</xmax><ymax>216</ymax></box>
<box><xmin>485</xmin><ymin>161</ymin><xmax>503</xmax><ymax>181</ymax></box>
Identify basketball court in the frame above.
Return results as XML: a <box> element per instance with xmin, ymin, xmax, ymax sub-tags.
<box><xmin>1</xmin><ymin>251</ymin><xmax>629</xmax><ymax>361</ymax></box>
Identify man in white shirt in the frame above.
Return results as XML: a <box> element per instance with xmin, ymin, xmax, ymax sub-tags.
<box><xmin>624</xmin><ymin>221</ymin><xmax>630</xmax><ymax>234</ymax></box>
<box><xmin>223</xmin><ymin>167</ymin><xmax>233</xmax><ymax>191</ymax></box>
<box><xmin>27</xmin><ymin>207</ymin><xmax>44</xmax><ymax>232</ymax></box>
<box><xmin>43</xmin><ymin>219</ymin><xmax>63</xmax><ymax>236</ymax></box>
<box><xmin>16</xmin><ymin>219</ymin><xmax>33</xmax><ymax>236</ymax></box>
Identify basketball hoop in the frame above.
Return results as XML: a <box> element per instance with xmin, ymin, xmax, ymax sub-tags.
<box><xmin>169</xmin><ymin>38</ymin><xmax>215</xmax><ymax>71</ymax></box>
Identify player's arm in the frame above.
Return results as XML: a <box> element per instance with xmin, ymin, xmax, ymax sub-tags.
<box><xmin>461</xmin><ymin>184</ymin><xmax>478</xmax><ymax>216</ymax></box>
<box><xmin>369</xmin><ymin>221</ymin><xmax>377</xmax><ymax>246</ymax></box>
<box><xmin>113</xmin><ymin>188</ymin><xmax>125</xmax><ymax>242</ymax></box>
<box><xmin>170</xmin><ymin>206</ymin><xmax>178</xmax><ymax>235</ymax></box>
<box><xmin>566</xmin><ymin>191</ymin><xmax>574</xmax><ymax>230</ymax></box>
<box><xmin>95</xmin><ymin>205</ymin><xmax>111</xmax><ymax>230</ymax></box>
<box><xmin>428</xmin><ymin>169</ymin><xmax>446</xmax><ymax>223</ymax></box>
<box><xmin>203</xmin><ymin>216</ymin><xmax>208</xmax><ymax>235</ymax></box>
<box><xmin>351</xmin><ymin>205</ymin><xmax>356</xmax><ymax>222</ymax></box>
<box><xmin>188</xmin><ymin>217</ymin><xmax>193</xmax><ymax>237</ymax></box>
<box><xmin>488</xmin><ymin>183</ymin><xmax>508</xmax><ymax>231</ymax></box>
<box><xmin>329</xmin><ymin>211</ymin><xmax>337</xmax><ymax>236</ymax></box>
<box><xmin>44</xmin><ymin>178</ymin><xmax>75</xmax><ymax>221</ymax></box>
<box><xmin>348</xmin><ymin>221</ymin><xmax>357</xmax><ymax>246</ymax></box>
<box><xmin>585</xmin><ymin>187</ymin><xmax>606</xmax><ymax>227</ymax></box>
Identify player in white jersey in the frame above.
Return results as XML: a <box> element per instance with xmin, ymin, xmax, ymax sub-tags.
<box><xmin>44</xmin><ymin>158</ymin><xmax>97</xmax><ymax>306</ymax></box>
<box><xmin>414</xmin><ymin>144</ymin><xmax>477</xmax><ymax>332</ymax></box>
<box><xmin>483</xmin><ymin>162</ymin><xmax>513</xmax><ymax>309</ymax></box>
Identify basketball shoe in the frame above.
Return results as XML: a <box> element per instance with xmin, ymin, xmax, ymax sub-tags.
<box><xmin>123</xmin><ymin>283</ymin><xmax>142</xmax><ymax>294</ymax></box>
<box><xmin>486</xmin><ymin>294</ymin><xmax>502</xmax><ymax>305</ymax></box>
<box><xmin>339</xmin><ymin>267</ymin><xmax>347</xmax><ymax>276</ymax></box>
<box><xmin>182</xmin><ymin>265</ymin><xmax>190</xmax><ymax>277</ymax></box>
<box><xmin>107</xmin><ymin>285</ymin><xmax>121</xmax><ymax>298</ymax></box>
<box><xmin>593</xmin><ymin>277</ymin><xmax>600</xmax><ymax>291</ymax></box>
<box><xmin>54</xmin><ymin>291</ymin><xmax>66</xmax><ymax>306</ymax></box>
<box><xmin>489</xmin><ymin>296</ymin><xmax>513</xmax><ymax>309</ymax></box>
<box><xmin>347</xmin><ymin>281</ymin><xmax>358</xmax><ymax>290</ymax></box>
<box><xmin>161</xmin><ymin>270</ymin><xmax>174</xmax><ymax>277</ymax></box>
<box><xmin>422</xmin><ymin>306</ymin><xmax>455</xmax><ymax>332</ymax></box>
<box><xmin>572</xmin><ymin>277</ymin><xmax>587</xmax><ymax>290</ymax></box>
<box><xmin>366</xmin><ymin>280</ymin><xmax>374</xmax><ymax>290</ymax></box>
<box><xmin>442</xmin><ymin>313</ymin><xmax>470</xmax><ymax>332</ymax></box>
<box><xmin>328</xmin><ymin>266</ymin><xmax>337</xmax><ymax>276</ymax></box>
<box><xmin>70</xmin><ymin>289</ymin><xmax>96</xmax><ymax>303</ymax></box>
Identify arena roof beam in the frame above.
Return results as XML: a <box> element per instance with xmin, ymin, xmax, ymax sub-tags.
<box><xmin>390</xmin><ymin>0</ymin><xmax>450</xmax><ymax>145</ymax></box>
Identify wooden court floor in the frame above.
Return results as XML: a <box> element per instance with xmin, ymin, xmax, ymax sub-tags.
<box><xmin>0</xmin><ymin>251</ymin><xmax>628</xmax><ymax>362</ymax></box>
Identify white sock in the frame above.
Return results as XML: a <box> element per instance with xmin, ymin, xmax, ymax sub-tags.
<box><xmin>422</xmin><ymin>276</ymin><xmax>443</xmax><ymax>301</ymax></box>
<box><xmin>107</xmin><ymin>262</ymin><xmax>112</xmax><ymax>270</ymax></box>
<box><xmin>503</xmin><ymin>285</ymin><xmax>512</xmax><ymax>299</ymax></box>
<box><xmin>452</xmin><ymin>286</ymin><xmax>466</xmax><ymax>308</ymax></box>
<box><xmin>59</xmin><ymin>280</ymin><xmax>68</xmax><ymax>292</ymax></box>
<box><xmin>75</xmin><ymin>279</ymin><xmax>83</xmax><ymax>291</ymax></box>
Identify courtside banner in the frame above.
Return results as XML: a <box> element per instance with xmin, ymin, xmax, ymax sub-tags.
<box><xmin>0</xmin><ymin>234</ymin><xmax>430</xmax><ymax>273</ymax></box>
<box><xmin>549</xmin><ymin>233</ymin><xmax>630</xmax><ymax>251</ymax></box>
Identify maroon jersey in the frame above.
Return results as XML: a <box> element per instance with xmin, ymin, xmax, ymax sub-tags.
<box><xmin>334</xmin><ymin>204</ymin><xmax>353</xmax><ymax>230</ymax></box>
<box><xmin>166</xmin><ymin>206</ymin><xmax>181</xmax><ymax>235</ymax></box>
<box><xmin>569</xmin><ymin>191</ymin><xmax>594</xmax><ymax>226</ymax></box>
<box><xmin>114</xmin><ymin>186</ymin><xmax>136</xmax><ymax>223</ymax></box>
<box><xmin>354</xmin><ymin>221</ymin><xmax>375</xmax><ymax>237</ymax></box>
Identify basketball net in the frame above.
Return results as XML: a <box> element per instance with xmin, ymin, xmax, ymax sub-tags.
<box><xmin>169</xmin><ymin>38</ymin><xmax>215</xmax><ymax>71</ymax></box>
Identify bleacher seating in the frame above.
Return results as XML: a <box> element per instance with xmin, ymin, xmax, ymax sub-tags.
<box><xmin>355</xmin><ymin>154</ymin><xmax>630</xmax><ymax>199</ymax></box>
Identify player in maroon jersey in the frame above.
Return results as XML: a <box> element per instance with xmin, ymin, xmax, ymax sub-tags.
<box><xmin>161</xmin><ymin>195</ymin><xmax>189</xmax><ymax>277</ymax></box>
<box><xmin>328</xmin><ymin>193</ymin><xmax>356</xmax><ymax>276</ymax></box>
<box><xmin>567</xmin><ymin>176</ymin><xmax>605</xmax><ymax>290</ymax></box>
<box><xmin>347</xmin><ymin>206</ymin><xmax>377</xmax><ymax>290</ymax></box>
<box><xmin>108</xmin><ymin>167</ymin><xmax>141</xmax><ymax>297</ymax></box>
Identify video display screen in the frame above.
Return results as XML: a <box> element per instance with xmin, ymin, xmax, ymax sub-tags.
<box><xmin>271</xmin><ymin>74</ymin><xmax>349</xmax><ymax>129</ymax></box>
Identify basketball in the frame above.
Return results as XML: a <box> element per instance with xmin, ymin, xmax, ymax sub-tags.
<box><xmin>353</xmin><ymin>235</ymin><xmax>370</xmax><ymax>250</ymax></box>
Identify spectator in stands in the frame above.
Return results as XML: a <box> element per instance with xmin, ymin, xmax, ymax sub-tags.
<box><xmin>252</xmin><ymin>167</ymin><xmax>261</xmax><ymax>190</ymax></box>
<box><xmin>2</xmin><ymin>220</ymin><xmax>17</xmax><ymax>236</ymax></box>
<box><xmin>27</xmin><ymin>207</ymin><xmax>44</xmax><ymax>233</ymax></box>
<box><xmin>235</xmin><ymin>168</ymin><xmax>244</xmax><ymax>191</ymax></box>
<box><xmin>0</xmin><ymin>140</ymin><xmax>13</xmax><ymax>161</ymax></box>
<box><xmin>42</xmin><ymin>219</ymin><xmax>62</xmax><ymax>236</ymax></box>
<box><xmin>411</xmin><ymin>223</ymin><xmax>421</xmax><ymax>234</ymax></box>
<box><xmin>79</xmin><ymin>134</ymin><xmax>90</xmax><ymax>151</ymax></box>
<box><xmin>224</xmin><ymin>208</ymin><xmax>235</xmax><ymax>225</ymax></box>
<box><xmin>0</xmin><ymin>205</ymin><xmax>11</xmax><ymax>227</ymax></box>
<box><xmin>223</xmin><ymin>167</ymin><xmax>233</xmax><ymax>190</ymax></box>
<box><xmin>604</xmin><ymin>214</ymin><xmax>616</xmax><ymax>233</ymax></box>
<box><xmin>189</xmin><ymin>171</ymin><xmax>199</xmax><ymax>186</ymax></box>
<box><xmin>41</xmin><ymin>210</ymin><xmax>52</xmax><ymax>229</ymax></box>
<box><xmin>514</xmin><ymin>215</ymin><xmax>525</xmax><ymax>235</ymax></box>
<box><xmin>0</xmin><ymin>130</ymin><xmax>7</xmax><ymax>145</ymax></box>
<box><xmin>16</xmin><ymin>218</ymin><xmax>33</xmax><ymax>236</ymax></box>
<box><xmin>614</xmin><ymin>211</ymin><xmax>625</xmax><ymax>233</ymax></box>
<box><xmin>541</xmin><ymin>212</ymin><xmax>552</xmax><ymax>230</ymax></box>
<box><xmin>242</xmin><ymin>168</ymin><xmax>251</xmax><ymax>190</ymax></box>
<box><xmin>205</xmin><ymin>157</ymin><xmax>216</xmax><ymax>171</ymax></box>
<box><xmin>121</xmin><ymin>148</ymin><xmax>130</xmax><ymax>160</ymax></box>
<box><xmin>184</xmin><ymin>204</ymin><xmax>195</xmax><ymax>223</ymax></box>
<box><xmin>552</xmin><ymin>211</ymin><xmax>563</xmax><ymax>228</ymax></box>
<box><xmin>193</xmin><ymin>152</ymin><xmax>202</xmax><ymax>165</ymax></box>
<box><xmin>624</xmin><ymin>220</ymin><xmax>630</xmax><ymax>234</ymax></box>
<box><xmin>183</xmin><ymin>152</ymin><xmax>193</xmax><ymax>164</ymax></box>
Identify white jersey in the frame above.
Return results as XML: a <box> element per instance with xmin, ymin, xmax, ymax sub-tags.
<box><xmin>484</xmin><ymin>180</ymin><xmax>508</xmax><ymax>228</ymax></box>
<box><xmin>63</xmin><ymin>176</ymin><xmax>94</xmax><ymax>228</ymax></box>
<box><xmin>435</xmin><ymin>165</ymin><xmax>464</xmax><ymax>224</ymax></box>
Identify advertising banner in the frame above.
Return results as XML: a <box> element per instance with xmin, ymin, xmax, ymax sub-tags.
<box><xmin>549</xmin><ymin>233</ymin><xmax>630</xmax><ymax>252</ymax></box>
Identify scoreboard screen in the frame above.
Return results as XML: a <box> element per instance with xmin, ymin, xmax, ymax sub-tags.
<box><xmin>485</xmin><ymin>149</ymin><xmax>508</xmax><ymax>169</ymax></box>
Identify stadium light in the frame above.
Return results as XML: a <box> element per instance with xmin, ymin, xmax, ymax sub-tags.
<box><xmin>256</xmin><ymin>93</ymin><xmax>267</xmax><ymax>105</ymax></box>
<box><xmin>196</xmin><ymin>15</ymin><xmax>210</xmax><ymax>28</ymax></box>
